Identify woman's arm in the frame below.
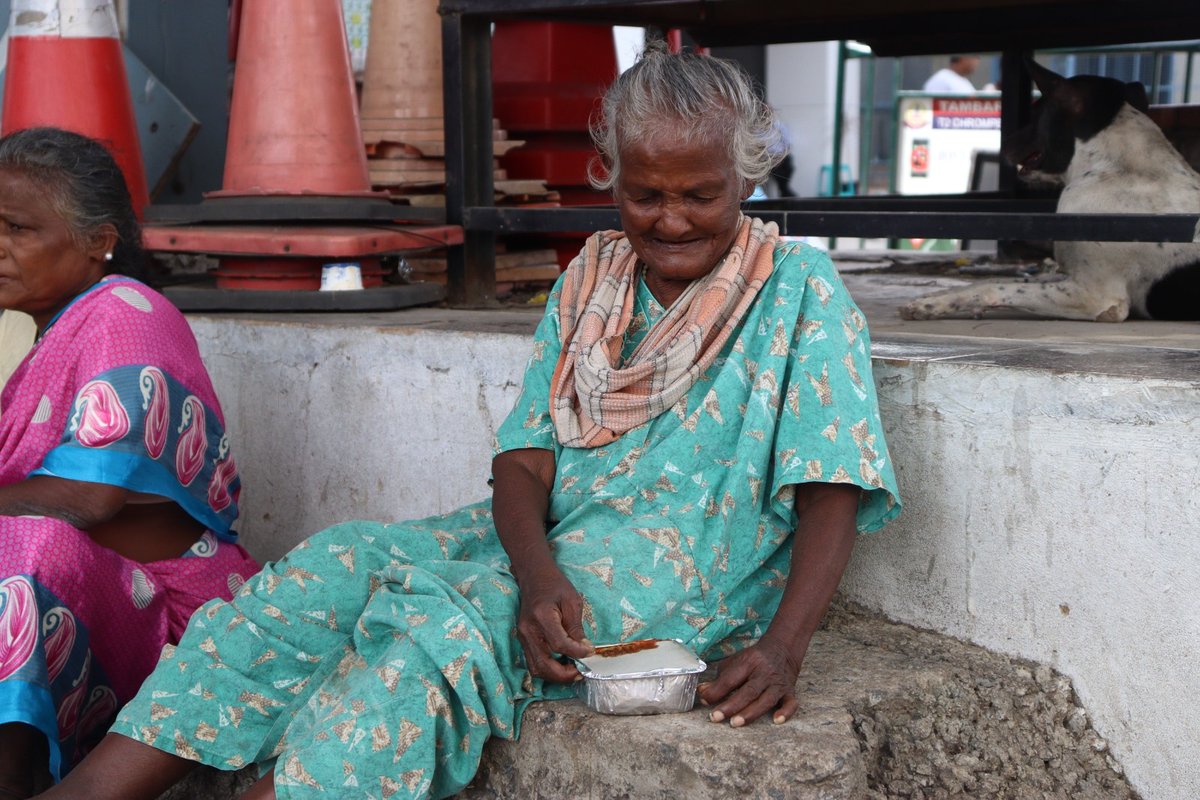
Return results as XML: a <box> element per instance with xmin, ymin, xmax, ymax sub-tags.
<box><xmin>492</xmin><ymin>447</ymin><xmax>594</xmax><ymax>683</ymax></box>
<box><xmin>697</xmin><ymin>481</ymin><xmax>861</xmax><ymax>726</ymax></box>
<box><xmin>0</xmin><ymin>475</ymin><xmax>128</xmax><ymax>528</ymax></box>
<box><xmin>0</xmin><ymin>477</ymin><xmax>206</xmax><ymax>561</ymax></box>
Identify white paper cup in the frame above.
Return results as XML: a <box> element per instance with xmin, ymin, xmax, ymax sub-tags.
<box><xmin>320</xmin><ymin>263</ymin><xmax>364</xmax><ymax>291</ymax></box>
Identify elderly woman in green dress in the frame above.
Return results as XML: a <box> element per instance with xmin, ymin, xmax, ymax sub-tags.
<box><xmin>44</xmin><ymin>44</ymin><xmax>900</xmax><ymax>800</ymax></box>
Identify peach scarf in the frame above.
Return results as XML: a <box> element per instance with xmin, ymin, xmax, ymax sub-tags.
<box><xmin>550</xmin><ymin>215</ymin><xmax>779</xmax><ymax>448</ymax></box>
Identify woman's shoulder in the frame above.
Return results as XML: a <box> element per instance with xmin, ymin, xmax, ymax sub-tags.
<box><xmin>91</xmin><ymin>276</ymin><xmax>177</xmax><ymax>311</ymax></box>
<box><xmin>760</xmin><ymin>241</ymin><xmax>872</xmax><ymax>340</ymax></box>
<box><xmin>528</xmin><ymin>269</ymin><xmax>570</xmax><ymax>342</ymax></box>
<box><xmin>771</xmin><ymin>239</ymin><xmax>835</xmax><ymax>273</ymax></box>
<box><xmin>48</xmin><ymin>277</ymin><xmax>205</xmax><ymax>373</ymax></box>
<box><xmin>768</xmin><ymin>241</ymin><xmax>851</xmax><ymax>302</ymax></box>
<box><xmin>76</xmin><ymin>277</ymin><xmax>189</xmax><ymax>332</ymax></box>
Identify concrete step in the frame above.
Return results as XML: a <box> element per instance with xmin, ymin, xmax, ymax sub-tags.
<box><xmin>160</xmin><ymin>608</ymin><xmax>1136</xmax><ymax>799</ymax></box>
<box><xmin>464</xmin><ymin>607</ymin><xmax>1135</xmax><ymax>799</ymax></box>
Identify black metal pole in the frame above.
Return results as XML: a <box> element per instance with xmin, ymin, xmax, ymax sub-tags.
<box><xmin>442</xmin><ymin>11</ymin><xmax>496</xmax><ymax>307</ymax></box>
<box><xmin>829</xmin><ymin>40</ymin><xmax>848</xmax><ymax>249</ymax></box>
<box><xmin>997</xmin><ymin>48</ymin><xmax>1035</xmax><ymax>258</ymax></box>
<box><xmin>997</xmin><ymin>49</ymin><xmax>1031</xmax><ymax>196</ymax></box>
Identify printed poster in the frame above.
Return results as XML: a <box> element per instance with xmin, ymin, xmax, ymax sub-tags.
<box><xmin>895</xmin><ymin>95</ymin><xmax>1001</xmax><ymax>195</ymax></box>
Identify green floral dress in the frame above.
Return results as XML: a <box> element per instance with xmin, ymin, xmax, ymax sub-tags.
<box><xmin>113</xmin><ymin>241</ymin><xmax>900</xmax><ymax>799</ymax></box>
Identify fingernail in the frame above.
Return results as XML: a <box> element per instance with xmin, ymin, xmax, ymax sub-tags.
<box><xmin>710</xmin><ymin>710</ymin><xmax>725</xmax><ymax>723</ymax></box>
<box><xmin>698</xmin><ymin>697</ymin><xmax>710</xmax><ymax>707</ymax></box>
<box><xmin>773</xmin><ymin>714</ymin><xmax>786</xmax><ymax>725</ymax></box>
<box><xmin>730</xmin><ymin>716</ymin><xmax>745</xmax><ymax>728</ymax></box>
<box><xmin>580</xmin><ymin>638</ymin><xmax>594</xmax><ymax>648</ymax></box>
<box><xmin>574</xmin><ymin>675</ymin><xmax>583</xmax><ymax>682</ymax></box>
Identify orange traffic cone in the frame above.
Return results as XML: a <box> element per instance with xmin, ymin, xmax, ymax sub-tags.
<box><xmin>2</xmin><ymin>0</ymin><xmax>149</xmax><ymax>215</ymax></box>
<box><xmin>214</xmin><ymin>0</ymin><xmax>375</xmax><ymax>197</ymax></box>
<box><xmin>359</xmin><ymin>0</ymin><xmax>442</xmax><ymax>123</ymax></box>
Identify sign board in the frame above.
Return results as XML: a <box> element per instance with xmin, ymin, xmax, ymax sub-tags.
<box><xmin>895</xmin><ymin>94</ymin><xmax>1001</xmax><ymax>195</ymax></box>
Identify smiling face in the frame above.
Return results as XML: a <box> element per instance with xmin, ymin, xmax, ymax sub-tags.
<box><xmin>0</xmin><ymin>166</ymin><xmax>112</xmax><ymax>330</ymax></box>
<box><xmin>615</xmin><ymin>127</ymin><xmax>751</xmax><ymax>306</ymax></box>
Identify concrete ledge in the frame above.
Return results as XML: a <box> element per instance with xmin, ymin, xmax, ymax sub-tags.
<box><xmin>842</xmin><ymin>332</ymin><xmax>1199</xmax><ymax>799</ymax></box>
<box><xmin>187</xmin><ymin>308</ymin><xmax>540</xmax><ymax>559</ymax></box>
<box><xmin>184</xmin><ymin>296</ymin><xmax>1199</xmax><ymax>799</ymax></box>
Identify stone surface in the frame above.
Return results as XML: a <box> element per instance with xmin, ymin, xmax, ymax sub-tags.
<box><xmin>158</xmin><ymin>766</ymin><xmax>256</xmax><ymax>799</ymax></box>
<box><xmin>155</xmin><ymin>609</ymin><xmax>1137</xmax><ymax>800</ymax></box>
<box><xmin>464</xmin><ymin>689</ymin><xmax>865</xmax><ymax>799</ymax></box>
<box><xmin>825</xmin><ymin>608</ymin><xmax>1136</xmax><ymax>800</ymax></box>
<box><xmin>459</xmin><ymin>608</ymin><xmax>1136</xmax><ymax>800</ymax></box>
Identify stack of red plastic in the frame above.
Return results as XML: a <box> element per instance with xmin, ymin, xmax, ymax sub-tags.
<box><xmin>492</xmin><ymin>21</ymin><xmax>618</xmax><ymax>268</ymax></box>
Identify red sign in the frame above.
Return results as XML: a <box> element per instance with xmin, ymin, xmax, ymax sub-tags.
<box><xmin>932</xmin><ymin>98</ymin><xmax>1001</xmax><ymax>130</ymax></box>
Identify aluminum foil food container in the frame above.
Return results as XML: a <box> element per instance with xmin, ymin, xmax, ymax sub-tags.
<box><xmin>575</xmin><ymin>639</ymin><xmax>706</xmax><ymax>715</ymax></box>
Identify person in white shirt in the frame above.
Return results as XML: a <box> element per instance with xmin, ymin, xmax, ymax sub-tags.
<box><xmin>767</xmin><ymin>116</ymin><xmax>797</xmax><ymax>197</ymax></box>
<box><xmin>923</xmin><ymin>55</ymin><xmax>980</xmax><ymax>94</ymax></box>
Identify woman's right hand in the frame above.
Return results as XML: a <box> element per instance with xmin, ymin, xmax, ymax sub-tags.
<box><xmin>492</xmin><ymin>448</ymin><xmax>592</xmax><ymax>683</ymax></box>
<box><xmin>514</xmin><ymin>564</ymin><xmax>594</xmax><ymax>683</ymax></box>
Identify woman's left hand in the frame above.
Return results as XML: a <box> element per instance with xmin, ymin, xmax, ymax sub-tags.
<box><xmin>696</xmin><ymin>635</ymin><xmax>804</xmax><ymax>728</ymax></box>
<box><xmin>698</xmin><ymin>482</ymin><xmax>860</xmax><ymax>728</ymax></box>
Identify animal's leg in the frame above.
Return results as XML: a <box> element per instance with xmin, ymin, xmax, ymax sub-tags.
<box><xmin>899</xmin><ymin>278</ymin><xmax>1130</xmax><ymax>321</ymax></box>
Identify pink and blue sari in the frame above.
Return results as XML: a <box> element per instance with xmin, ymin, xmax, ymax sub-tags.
<box><xmin>0</xmin><ymin>276</ymin><xmax>260</xmax><ymax>779</ymax></box>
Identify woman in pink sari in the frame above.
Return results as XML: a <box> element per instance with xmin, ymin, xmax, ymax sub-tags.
<box><xmin>0</xmin><ymin>128</ymin><xmax>260</xmax><ymax>798</ymax></box>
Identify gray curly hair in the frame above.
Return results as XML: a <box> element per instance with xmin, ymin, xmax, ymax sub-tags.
<box><xmin>589</xmin><ymin>41</ymin><xmax>785</xmax><ymax>192</ymax></box>
<box><xmin>0</xmin><ymin>127</ymin><xmax>144</xmax><ymax>277</ymax></box>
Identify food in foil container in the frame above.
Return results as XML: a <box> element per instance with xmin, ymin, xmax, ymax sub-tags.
<box><xmin>574</xmin><ymin>639</ymin><xmax>706</xmax><ymax>715</ymax></box>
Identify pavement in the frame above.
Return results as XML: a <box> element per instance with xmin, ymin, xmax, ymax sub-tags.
<box><xmin>203</xmin><ymin>249</ymin><xmax>1200</xmax><ymax>384</ymax></box>
<box><xmin>833</xmin><ymin>251</ymin><xmax>1197</xmax><ymax>378</ymax></box>
<box><xmin>849</xmin><ymin>280</ymin><xmax>1200</xmax><ymax>389</ymax></box>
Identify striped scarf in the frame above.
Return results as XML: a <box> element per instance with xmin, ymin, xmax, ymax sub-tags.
<box><xmin>550</xmin><ymin>215</ymin><xmax>779</xmax><ymax>448</ymax></box>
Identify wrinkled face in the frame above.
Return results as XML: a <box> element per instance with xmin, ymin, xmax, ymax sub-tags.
<box><xmin>615</xmin><ymin>127</ymin><xmax>751</xmax><ymax>305</ymax></box>
<box><xmin>0</xmin><ymin>167</ymin><xmax>107</xmax><ymax>329</ymax></box>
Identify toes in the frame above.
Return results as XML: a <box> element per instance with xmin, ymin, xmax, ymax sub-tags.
<box><xmin>899</xmin><ymin>302</ymin><xmax>936</xmax><ymax>321</ymax></box>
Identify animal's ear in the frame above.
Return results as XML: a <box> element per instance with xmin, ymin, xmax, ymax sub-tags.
<box><xmin>1123</xmin><ymin>81</ymin><xmax>1150</xmax><ymax>113</ymax></box>
<box><xmin>1025</xmin><ymin>57</ymin><xmax>1064</xmax><ymax>95</ymax></box>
